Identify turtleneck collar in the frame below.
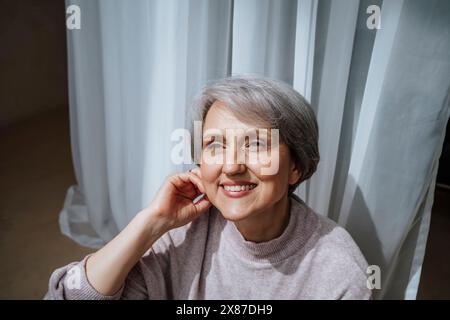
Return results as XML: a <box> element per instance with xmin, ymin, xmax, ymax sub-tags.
<box><xmin>217</xmin><ymin>195</ymin><xmax>318</xmax><ymax>264</ymax></box>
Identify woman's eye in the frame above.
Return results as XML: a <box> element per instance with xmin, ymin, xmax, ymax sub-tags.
<box><xmin>247</xmin><ymin>140</ymin><xmax>266</xmax><ymax>148</ymax></box>
<box><xmin>205</xmin><ymin>142</ymin><xmax>224</xmax><ymax>150</ymax></box>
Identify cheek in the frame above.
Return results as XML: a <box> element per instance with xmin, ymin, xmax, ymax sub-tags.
<box><xmin>259</xmin><ymin>176</ymin><xmax>290</xmax><ymax>201</ymax></box>
<box><xmin>255</xmin><ymin>171</ymin><xmax>288</xmax><ymax>193</ymax></box>
<box><xmin>246</xmin><ymin>159</ymin><xmax>290</xmax><ymax>194</ymax></box>
<box><xmin>200</xmin><ymin>164</ymin><xmax>221</xmax><ymax>187</ymax></box>
<box><xmin>247</xmin><ymin>164</ymin><xmax>283</xmax><ymax>188</ymax></box>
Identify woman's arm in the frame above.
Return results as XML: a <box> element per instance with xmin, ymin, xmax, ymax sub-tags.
<box><xmin>46</xmin><ymin>170</ymin><xmax>211</xmax><ymax>299</ymax></box>
<box><xmin>85</xmin><ymin>208</ymin><xmax>167</xmax><ymax>296</ymax></box>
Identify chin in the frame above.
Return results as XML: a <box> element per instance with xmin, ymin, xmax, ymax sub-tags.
<box><xmin>219</xmin><ymin>209</ymin><xmax>252</xmax><ymax>221</ymax></box>
<box><xmin>213</xmin><ymin>201</ymin><xmax>257</xmax><ymax>221</ymax></box>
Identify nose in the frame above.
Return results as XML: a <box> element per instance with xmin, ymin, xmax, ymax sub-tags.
<box><xmin>222</xmin><ymin>139</ymin><xmax>247</xmax><ymax>175</ymax></box>
<box><xmin>222</xmin><ymin>162</ymin><xmax>246</xmax><ymax>175</ymax></box>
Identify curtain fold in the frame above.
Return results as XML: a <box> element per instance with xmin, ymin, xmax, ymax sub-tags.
<box><xmin>62</xmin><ymin>0</ymin><xmax>450</xmax><ymax>299</ymax></box>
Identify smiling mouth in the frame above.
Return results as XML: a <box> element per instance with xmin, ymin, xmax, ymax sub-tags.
<box><xmin>219</xmin><ymin>183</ymin><xmax>257</xmax><ymax>198</ymax></box>
<box><xmin>221</xmin><ymin>184</ymin><xmax>257</xmax><ymax>192</ymax></box>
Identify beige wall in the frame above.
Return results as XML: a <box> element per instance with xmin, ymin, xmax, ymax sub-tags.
<box><xmin>0</xmin><ymin>0</ymin><xmax>68</xmax><ymax>127</ymax></box>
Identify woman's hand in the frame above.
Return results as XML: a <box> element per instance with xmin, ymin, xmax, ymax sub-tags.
<box><xmin>145</xmin><ymin>168</ymin><xmax>212</xmax><ymax>232</ymax></box>
<box><xmin>85</xmin><ymin>168</ymin><xmax>211</xmax><ymax>296</ymax></box>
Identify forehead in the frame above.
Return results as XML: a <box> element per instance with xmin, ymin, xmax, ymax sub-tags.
<box><xmin>203</xmin><ymin>100</ymin><xmax>259</xmax><ymax>131</ymax></box>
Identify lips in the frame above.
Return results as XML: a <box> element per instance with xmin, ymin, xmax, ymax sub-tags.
<box><xmin>222</xmin><ymin>184</ymin><xmax>256</xmax><ymax>192</ymax></box>
<box><xmin>219</xmin><ymin>181</ymin><xmax>258</xmax><ymax>198</ymax></box>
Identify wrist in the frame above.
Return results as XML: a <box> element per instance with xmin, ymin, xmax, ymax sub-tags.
<box><xmin>134</xmin><ymin>207</ymin><xmax>170</xmax><ymax>246</ymax></box>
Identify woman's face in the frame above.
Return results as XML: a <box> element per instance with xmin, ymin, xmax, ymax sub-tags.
<box><xmin>199</xmin><ymin>101</ymin><xmax>301</xmax><ymax>221</ymax></box>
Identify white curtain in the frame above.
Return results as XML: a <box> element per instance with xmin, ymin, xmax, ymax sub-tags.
<box><xmin>61</xmin><ymin>0</ymin><xmax>450</xmax><ymax>299</ymax></box>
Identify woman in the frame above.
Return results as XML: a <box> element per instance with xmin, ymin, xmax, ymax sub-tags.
<box><xmin>45</xmin><ymin>76</ymin><xmax>371</xmax><ymax>299</ymax></box>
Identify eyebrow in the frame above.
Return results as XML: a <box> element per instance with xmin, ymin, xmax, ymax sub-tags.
<box><xmin>202</xmin><ymin>129</ymin><xmax>274</xmax><ymax>144</ymax></box>
<box><xmin>203</xmin><ymin>132</ymin><xmax>223</xmax><ymax>140</ymax></box>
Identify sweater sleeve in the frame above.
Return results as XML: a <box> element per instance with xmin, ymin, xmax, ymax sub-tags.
<box><xmin>340</xmin><ymin>284</ymin><xmax>373</xmax><ymax>300</ymax></box>
<box><xmin>44</xmin><ymin>254</ymin><xmax>148</xmax><ymax>300</ymax></box>
<box><xmin>44</xmin><ymin>212</ymin><xmax>209</xmax><ymax>300</ymax></box>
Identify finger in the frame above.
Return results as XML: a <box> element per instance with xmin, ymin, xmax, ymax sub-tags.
<box><xmin>188</xmin><ymin>169</ymin><xmax>205</xmax><ymax>195</ymax></box>
<box><xmin>170</xmin><ymin>173</ymin><xmax>205</xmax><ymax>201</ymax></box>
<box><xmin>168</xmin><ymin>174</ymin><xmax>200</xmax><ymax>199</ymax></box>
<box><xmin>190</xmin><ymin>167</ymin><xmax>202</xmax><ymax>179</ymax></box>
<box><xmin>178</xmin><ymin>172</ymin><xmax>206</xmax><ymax>194</ymax></box>
<box><xmin>193</xmin><ymin>195</ymin><xmax>211</xmax><ymax>214</ymax></box>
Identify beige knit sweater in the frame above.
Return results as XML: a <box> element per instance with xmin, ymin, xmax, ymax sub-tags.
<box><xmin>45</xmin><ymin>195</ymin><xmax>372</xmax><ymax>300</ymax></box>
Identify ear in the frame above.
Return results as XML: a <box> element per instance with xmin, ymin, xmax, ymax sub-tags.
<box><xmin>288</xmin><ymin>160</ymin><xmax>302</xmax><ymax>186</ymax></box>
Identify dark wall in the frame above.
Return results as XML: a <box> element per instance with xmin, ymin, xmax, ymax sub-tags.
<box><xmin>0</xmin><ymin>0</ymin><xmax>68</xmax><ymax>127</ymax></box>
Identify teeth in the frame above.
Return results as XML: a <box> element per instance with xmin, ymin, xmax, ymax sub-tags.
<box><xmin>223</xmin><ymin>184</ymin><xmax>256</xmax><ymax>192</ymax></box>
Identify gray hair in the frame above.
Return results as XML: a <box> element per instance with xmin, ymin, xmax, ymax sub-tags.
<box><xmin>190</xmin><ymin>75</ymin><xmax>320</xmax><ymax>193</ymax></box>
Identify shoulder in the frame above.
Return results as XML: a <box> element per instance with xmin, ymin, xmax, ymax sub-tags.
<box><xmin>291</xmin><ymin>196</ymin><xmax>371</xmax><ymax>298</ymax></box>
<box><xmin>137</xmin><ymin>209</ymin><xmax>214</xmax><ymax>285</ymax></box>
<box><xmin>313</xmin><ymin>213</ymin><xmax>369</xmax><ymax>274</ymax></box>
<box><xmin>291</xmin><ymin>194</ymin><xmax>368</xmax><ymax>272</ymax></box>
<box><xmin>146</xmin><ymin>208</ymin><xmax>215</xmax><ymax>255</ymax></box>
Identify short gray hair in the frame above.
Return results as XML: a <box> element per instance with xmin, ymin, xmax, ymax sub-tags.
<box><xmin>190</xmin><ymin>75</ymin><xmax>320</xmax><ymax>193</ymax></box>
